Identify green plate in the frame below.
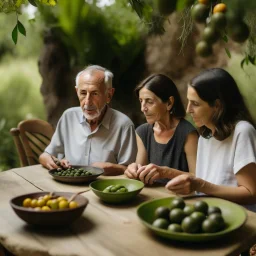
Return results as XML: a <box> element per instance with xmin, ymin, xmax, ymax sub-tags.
<box><xmin>137</xmin><ymin>197</ymin><xmax>247</xmax><ymax>242</ymax></box>
<box><xmin>89</xmin><ymin>179</ymin><xmax>144</xmax><ymax>204</ymax></box>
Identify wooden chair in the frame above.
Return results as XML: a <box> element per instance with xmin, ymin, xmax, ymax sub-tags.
<box><xmin>10</xmin><ymin>119</ymin><xmax>55</xmax><ymax>166</ymax></box>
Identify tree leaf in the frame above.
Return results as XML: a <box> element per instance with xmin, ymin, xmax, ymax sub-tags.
<box><xmin>129</xmin><ymin>0</ymin><xmax>144</xmax><ymax>18</ymax></box>
<box><xmin>222</xmin><ymin>35</ymin><xmax>228</xmax><ymax>43</ymax></box>
<box><xmin>28</xmin><ymin>0</ymin><xmax>37</xmax><ymax>7</ymax></box>
<box><xmin>17</xmin><ymin>20</ymin><xmax>26</xmax><ymax>36</ymax></box>
<box><xmin>248</xmin><ymin>55</ymin><xmax>255</xmax><ymax>65</ymax></box>
<box><xmin>245</xmin><ymin>55</ymin><xmax>249</xmax><ymax>65</ymax></box>
<box><xmin>12</xmin><ymin>25</ymin><xmax>18</xmax><ymax>45</ymax></box>
<box><xmin>224</xmin><ymin>47</ymin><xmax>231</xmax><ymax>58</ymax></box>
<box><xmin>240</xmin><ymin>58</ymin><xmax>245</xmax><ymax>69</ymax></box>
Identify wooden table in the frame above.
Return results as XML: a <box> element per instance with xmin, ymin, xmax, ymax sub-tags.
<box><xmin>0</xmin><ymin>165</ymin><xmax>255</xmax><ymax>256</ymax></box>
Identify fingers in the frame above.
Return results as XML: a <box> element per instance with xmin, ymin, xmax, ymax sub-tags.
<box><xmin>46</xmin><ymin>162</ymin><xmax>58</xmax><ymax>170</ymax></box>
<box><xmin>138</xmin><ymin>165</ymin><xmax>160</xmax><ymax>184</ymax></box>
<box><xmin>148</xmin><ymin>173</ymin><xmax>159</xmax><ymax>185</ymax></box>
<box><xmin>124</xmin><ymin>169</ymin><xmax>134</xmax><ymax>179</ymax></box>
<box><xmin>165</xmin><ymin>174</ymin><xmax>195</xmax><ymax>195</ymax></box>
<box><xmin>60</xmin><ymin>159</ymin><xmax>70</xmax><ymax>168</ymax></box>
<box><xmin>166</xmin><ymin>177</ymin><xmax>184</xmax><ymax>188</ymax></box>
<box><xmin>125</xmin><ymin>163</ymin><xmax>139</xmax><ymax>179</ymax></box>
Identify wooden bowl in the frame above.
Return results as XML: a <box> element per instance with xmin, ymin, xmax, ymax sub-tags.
<box><xmin>49</xmin><ymin>165</ymin><xmax>104</xmax><ymax>184</ymax></box>
<box><xmin>10</xmin><ymin>192</ymin><xmax>89</xmax><ymax>226</ymax></box>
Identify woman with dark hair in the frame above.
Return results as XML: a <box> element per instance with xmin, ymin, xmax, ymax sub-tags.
<box><xmin>165</xmin><ymin>68</ymin><xmax>256</xmax><ymax>211</ymax></box>
<box><xmin>125</xmin><ymin>74</ymin><xmax>199</xmax><ymax>183</ymax></box>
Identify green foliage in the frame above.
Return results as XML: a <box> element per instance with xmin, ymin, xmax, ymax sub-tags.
<box><xmin>0</xmin><ymin>12</ymin><xmax>42</xmax><ymax>58</ymax></box>
<box><xmin>12</xmin><ymin>22</ymin><xmax>18</xmax><ymax>44</ymax></box>
<box><xmin>36</xmin><ymin>0</ymin><xmax>145</xmax><ymax>69</ymax></box>
<box><xmin>12</xmin><ymin>17</ymin><xmax>27</xmax><ymax>45</ymax></box>
<box><xmin>0</xmin><ymin>0</ymin><xmax>26</xmax><ymax>13</ymax></box>
<box><xmin>226</xmin><ymin>54</ymin><xmax>256</xmax><ymax>123</ymax></box>
<box><xmin>0</xmin><ymin>58</ymin><xmax>45</xmax><ymax>171</ymax></box>
<box><xmin>0</xmin><ymin>0</ymin><xmax>57</xmax><ymax>44</ymax></box>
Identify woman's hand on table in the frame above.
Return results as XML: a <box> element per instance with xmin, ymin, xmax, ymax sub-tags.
<box><xmin>124</xmin><ymin>163</ymin><xmax>142</xmax><ymax>179</ymax></box>
<box><xmin>165</xmin><ymin>173</ymin><xmax>198</xmax><ymax>194</ymax></box>
<box><xmin>137</xmin><ymin>164</ymin><xmax>166</xmax><ymax>185</ymax></box>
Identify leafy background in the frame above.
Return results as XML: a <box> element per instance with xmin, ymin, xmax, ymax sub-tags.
<box><xmin>0</xmin><ymin>0</ymin><xmax>255</xmax><ymax>171</ymax></box>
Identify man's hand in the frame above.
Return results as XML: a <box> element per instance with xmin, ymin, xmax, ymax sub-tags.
<box><xmin>39</xmin><ymin>152</ymin><xmax>71</xmax><ymax>170</ymax></box>
<box><xmin>165</xmin><ymin>174</ymin><xmax>197</xmax><ymax>195</ymax></box>
<box><xmin>124</xmin><ymin>163</ymin><xmax>142</xmax><ymax>179</ymax></box>
<box><xmin>39</xmin><ymin>152</ymin><xmax>59</xmax><ymax>170</ymax></box>
<box><xmin>137</xmin><ymin>164</ymin><xmax>166</xmax><ymax>185</ymax></box>
<box><xmin>59</xmin><ymin>159</ymin><xmax>71</xmax><ymax>169</ymax></box>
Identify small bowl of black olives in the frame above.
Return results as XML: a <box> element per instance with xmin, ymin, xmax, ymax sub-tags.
<box><xmin>49</xmin><ymin>165</ymin><xmax>104</xmax><ymax>184</ymax></box>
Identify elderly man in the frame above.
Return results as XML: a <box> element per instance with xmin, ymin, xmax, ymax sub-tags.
<box><xmin>39</xmin><ymin>65</ymin><xmax>137</xmax><ymax>175</ymax></box>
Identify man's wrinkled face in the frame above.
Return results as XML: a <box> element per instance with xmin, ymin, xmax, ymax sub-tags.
<box><xmin>76</xmin><ymin>71</ymin><xmax>110</xmax><ymax>121</ymax></box>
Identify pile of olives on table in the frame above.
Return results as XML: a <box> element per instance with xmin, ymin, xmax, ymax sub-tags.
<box><xmin>103</xmin><ymin>184</ymin><xmax>128</xmax><ymax>193</ymax></box>
<box><xmin>53</xmin><ymin>167</ymin><xmax>92</xmax><ymax>177</ymax></box>
<box><xmin>152</xmin><ymin>197</ymin><xmax>226</xmax><ymax>233</ymax></box>
<box><xmin>22</xmin><ymin>194</ymin><xmax>78</xmax><ymax>211</ymax></box>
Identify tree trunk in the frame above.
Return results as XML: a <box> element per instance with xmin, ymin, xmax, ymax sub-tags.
<box><xmin>38</xmin><ymin>30</ymin><xmax>79</xmax><ymax>127</ymax></box>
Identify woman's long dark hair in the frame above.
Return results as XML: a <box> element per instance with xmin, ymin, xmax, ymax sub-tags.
<box><xmin>135</xmin><ymin>74</ymin><xmax>186</xmax><ymax>119</ymax></box>
<box><xmin>190</xmin><ymin>68</ymin><xmax>255</xmax><ymax>140</ymax></box>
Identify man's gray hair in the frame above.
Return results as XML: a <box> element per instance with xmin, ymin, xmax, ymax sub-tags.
<box><xmin>75</xmin><ymin>65</ymin><xmax>113</xmax><ymax>90</ymax></box>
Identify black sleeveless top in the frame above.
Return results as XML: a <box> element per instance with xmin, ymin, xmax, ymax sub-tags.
<box><xmin>136</xmin><ymin>118</ymin><xmax>197</xmax><ymax>176</ymax></box>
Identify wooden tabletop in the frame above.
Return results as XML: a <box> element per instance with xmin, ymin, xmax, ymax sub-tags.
<box><xmin>0</xmin><ymin>165</ymin><xmax>255</xmax><ymax>256</ymax></box>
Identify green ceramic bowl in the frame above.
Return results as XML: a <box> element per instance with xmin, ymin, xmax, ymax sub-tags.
<box><xmin>89</xmin><ymin>179</ymin><xmax>144</xmax><ymax>204</ymax></box>
<box><xmin>137</xmin><ymin>197</ymin><xmax>247</xmax><ymax>242</ymax></box>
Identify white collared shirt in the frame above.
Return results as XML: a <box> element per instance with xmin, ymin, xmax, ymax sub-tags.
<box><xmin>45</xmin><ymin>106</ymin><xmax>137</xmax><ymax>166</ymax></box>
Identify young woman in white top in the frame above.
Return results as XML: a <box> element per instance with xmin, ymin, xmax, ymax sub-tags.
<box><xmin>165</xmin><ymin>68</ymin><xmax>256</xmax><ymax>211</ymax></box>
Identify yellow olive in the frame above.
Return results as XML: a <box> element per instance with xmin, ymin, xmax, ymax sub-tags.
<box><xmin>22</xmin><ymin>198</ymin><xmax>32</xmax><ymax>207</ymax></box>
<box><xmin>43</xmin><ymin>194</ymin><xmax>52</xmax><ymax>201</ymax></box>
<box><xmin>57</xmin><ymin>196</ymin><xmax>67</xmax><ymax>202</ymax></box>
<box><xmin>46</xmin><ymin>199</ymin><xmax>52</xmax><ymax>207</ymax></box>
<box><xmin>50</xmin><ymin>199</ymin><xmax>59</xmax><ymax>210</ymax></box>
<box><xmin>69</xmin><ymin>201</ymin><xmax>78</xmax><ymax>209</ymax></box>
<box><xmin>41</xmin><ymin>206</ymin><xmax>51</xmax><ymax>211</ymax></box>
<box><xmin>59</xmin><ymin>200</ymin><xmax>69</xmax><ymax>209</ymax></box>
<box><xmin>30</xmin><ymin>199</ymin><xmax>38</xmax><ymax>208</ymax></box>
<box><xmin>37</xmin><ymin>199</ymin><xmax>46</xmax><ymax>207</ymax></box>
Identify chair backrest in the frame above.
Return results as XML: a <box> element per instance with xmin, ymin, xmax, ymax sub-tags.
<box><xmin>10</xmin><ymin>119</ymin><xmax>55</xmax><ymax>166</ymax></box>
<box><xmin>10</xmin><ymin>127</ymin><xmax>29</xmax><ymax>167</ymax></box>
